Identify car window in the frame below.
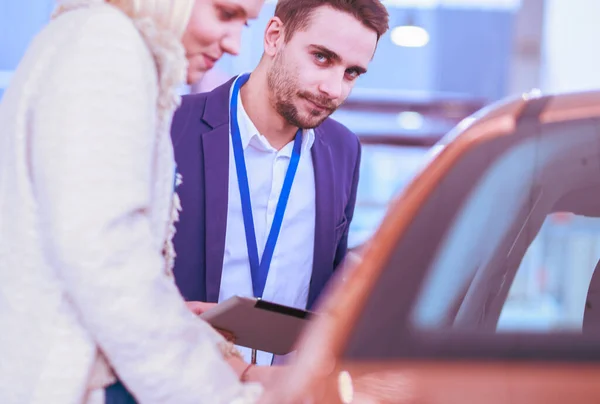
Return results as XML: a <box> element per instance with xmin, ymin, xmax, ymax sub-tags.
<box><xmin>498</xmin><ymin>214</ymin><xmax>600</xmax><ymax>332</ymax></box>
<box><xmin>410</xmin><ymin>128</ymin><xmax>600</xmax><ymax>333</ymax></box>
<box><xmin>342</xmin><ymin>117</ymin><xmax>600</xmax><ymax>360</ymax></box>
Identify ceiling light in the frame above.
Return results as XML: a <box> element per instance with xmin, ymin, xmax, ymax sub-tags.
<box><xmin>397</xmin><ymin>111</ymin><xmax>424</xmax><ymax>130</ymax></box>
<box><xmin>391</xmin><ymin>25</ymin><xmax>430</xmax><ymax>47</ymax></box>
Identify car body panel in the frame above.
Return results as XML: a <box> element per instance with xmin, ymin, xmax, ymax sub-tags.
<box><xmin>320</xmin><ymin>361</ymin><xmax>600</xmax><ymax>404</ymax></box>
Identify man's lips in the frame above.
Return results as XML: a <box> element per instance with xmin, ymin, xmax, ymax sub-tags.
<box><xmin>305</xmin><ymin>97</ymin><xmax>333</xmax><ymax>112</ymax></box>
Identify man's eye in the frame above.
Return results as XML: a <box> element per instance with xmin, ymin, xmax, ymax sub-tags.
<box><xmin>346</xmin><ymin>69</ymin><xmax>359</xmax><ymax>80</ymax></box>
<box><xmin>314</xmin><ymin>53</ymin><xmax>328</xmax><ymax>63</ymax></box>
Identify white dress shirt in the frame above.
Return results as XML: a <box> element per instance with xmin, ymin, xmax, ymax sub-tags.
<box><xmin>219</xmin><ymin>80</ymin><xmax>316</xmax><ymax>365</ymax></box>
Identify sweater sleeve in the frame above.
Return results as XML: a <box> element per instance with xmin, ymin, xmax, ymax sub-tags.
<box><xmin>30</xmin><ymin>8</ymin><xmax>260</xmax><ymax>403</ymax></box>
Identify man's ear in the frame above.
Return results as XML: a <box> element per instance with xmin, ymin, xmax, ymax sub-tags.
<box><xmin>264</xmin><ymin>16</ymin><xmax>285</xmax><ymax>56</ymax></box>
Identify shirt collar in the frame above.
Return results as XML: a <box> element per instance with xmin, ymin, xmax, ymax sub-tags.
<box><xmin>235</xmin><ymin>87</ymin><xmax>315</xmax><ymax>156</ymax></box>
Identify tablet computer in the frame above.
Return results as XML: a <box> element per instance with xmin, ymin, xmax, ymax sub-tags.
<box><xmin>199</xmin><ymin>296</ymin><xmax>314</xmax><ymax>355</ymax></box>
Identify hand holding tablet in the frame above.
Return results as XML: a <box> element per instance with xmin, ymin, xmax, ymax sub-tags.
<box><xmin>199</xmin><ymin>296</ymin><xmax>314</xmax><ymax>355</ymax></box>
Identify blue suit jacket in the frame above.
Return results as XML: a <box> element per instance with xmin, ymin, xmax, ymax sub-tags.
<box><xmin>170</xmin><ymin>77</ymin><xmax>361</xmax><ymax>309</ymax></box>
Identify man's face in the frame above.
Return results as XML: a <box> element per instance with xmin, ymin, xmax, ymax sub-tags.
<box><xmin>266</xmin><ymin>6</ymin><xmax>378</xmax><ymax>129</ymax></box>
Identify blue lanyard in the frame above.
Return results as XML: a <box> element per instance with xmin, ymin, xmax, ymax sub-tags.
<box><xmin>230</xmin><ymin>73</ymin><xmax>302</xmax><ymax>298</ymax></box>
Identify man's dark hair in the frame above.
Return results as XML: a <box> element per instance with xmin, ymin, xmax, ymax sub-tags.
<box><xmin>274</xmin><ymin>0</ymin><xmax>390</xmax><ymax>42</ymax></box>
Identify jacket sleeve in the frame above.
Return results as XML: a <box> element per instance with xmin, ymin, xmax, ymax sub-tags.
<box><xmin>31</xmin><ymin>8</ymin><xmax>259</xmax><ymax>404</ymax></box>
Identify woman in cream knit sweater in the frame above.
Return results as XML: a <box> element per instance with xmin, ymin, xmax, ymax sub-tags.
<box><xmin>0</xmin><ymin>0</ymin><xmax>267</xmax><ymax>403</ymax></box>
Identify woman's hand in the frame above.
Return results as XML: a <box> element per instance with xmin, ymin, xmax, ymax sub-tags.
<box><xmin>245</xmin><ymin>364</ymin><xmax>281</xmax><ymax>388</ymax></box>
<box><xmin>186</xmin><ymin>301</ymin><xmax>236</xmax><ymax>342</ymax></box>
<box><xmin>226</xmin><ymin>357</ymin><xmax>282</xmax><ymax>389</ymax></box>
<box><xmin>185</xmin><ymin>301</ymin><xmax>217</xmax><ymax>315</ymax></box>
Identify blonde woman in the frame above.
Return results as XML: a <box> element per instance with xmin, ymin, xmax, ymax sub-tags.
<box><xmin>0</xmin><ymin>0</ymin><xmax>269</xmax><ymax>403</ymax></box>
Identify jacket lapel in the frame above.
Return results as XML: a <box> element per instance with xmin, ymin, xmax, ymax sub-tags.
<box><xmin>308</xmin><ymin>130</ymin><xmax>335</xmax><ymax>309</ymax></box>
<box><xmin>201</xmin><ymin>77</ymin><xmax>236</xmax><ymax>302</ymax></box>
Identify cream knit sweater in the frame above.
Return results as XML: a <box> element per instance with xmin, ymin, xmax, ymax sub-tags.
<box><xmin>0</xmin><ymin>4</ymin><xmax>260</xmax><ymax>404</ymax></box>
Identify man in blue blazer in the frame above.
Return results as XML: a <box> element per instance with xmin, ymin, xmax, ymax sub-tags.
<box><xmin>170</xmin><ymin>0</ymin><xmax>389</xmax><ymax>362</ymax></box>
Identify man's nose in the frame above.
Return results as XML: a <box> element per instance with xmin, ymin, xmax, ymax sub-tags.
<box><xmin>317</xmin><ymin>71</ymin><xmax>344</xmax><ymax>100</ymax></box>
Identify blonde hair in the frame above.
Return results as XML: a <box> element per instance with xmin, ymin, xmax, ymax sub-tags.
<box><xmin>54</xmin><ymin>0</ymin><xmax>194</xmax><ymax>38</ymax></box>
<box><xmin>107</xmin><ymin>0</ymin><xmax>194</xmax><ymax>38</ymax></box>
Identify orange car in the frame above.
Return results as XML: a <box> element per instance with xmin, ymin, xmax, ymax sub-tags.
<box><xmin>262</xmin><ymin>90</ymin><xmax>600</xmax><ymax>404</ymax></box>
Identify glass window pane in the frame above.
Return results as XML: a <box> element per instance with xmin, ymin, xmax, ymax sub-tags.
<box><xmin>498</xmin><ymin>214</ymin><xmax>600</xmax><ymax>332</ymax></box>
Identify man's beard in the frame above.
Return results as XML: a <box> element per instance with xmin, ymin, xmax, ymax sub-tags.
<box><xmin>267</xmin><ymin>54</ymin><xmax>338</xmax><ymax>129</ymax></box>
